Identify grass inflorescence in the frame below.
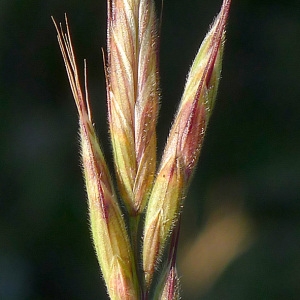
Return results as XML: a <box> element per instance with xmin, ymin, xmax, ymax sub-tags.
<box><xmin>53</xmin><ymin>0</ymin><xmax>231</xmax><ymax>298</ymax></box>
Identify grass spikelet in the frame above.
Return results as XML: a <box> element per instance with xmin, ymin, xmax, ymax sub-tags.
<box><xmin>142</xmin><ymin>0</ymin><xmax>231</xmax><ymax>289</ymax></box>
<box><xmin>52</xmin><ymin>16</ymin><xmax>139</xmax><ymax>299</ymax></box>
<box><xmin>107</xmin><ymin>0</ymin><xmax>159</xmax><ymax>215</ymax></box>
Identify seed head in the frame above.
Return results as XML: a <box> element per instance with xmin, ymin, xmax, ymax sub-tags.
<box><xmin>106</xmin><ymin>0</ymin><xmax>159</xmax><ymax>215</ymax></box>
<box><xmin>143</xmin><ymin>0</ymin><xmax>231</xmax><ymax>288</ymax></box>
<box><xmin>53</xmin><ymin>16</ymin><xmax>139</xmax><ymax>299</ymax></box>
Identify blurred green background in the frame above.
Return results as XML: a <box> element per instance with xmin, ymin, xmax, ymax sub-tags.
<box><xmin>1</xmin><ymin>0</ymin><xmax>300</xmax><ymax>299</ymax></box>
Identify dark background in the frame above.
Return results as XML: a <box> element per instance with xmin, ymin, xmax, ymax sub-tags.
<box><xmin>1</xmin><ymin>0</ymin><xmax>300</xmax><ymax>299</ymax></box>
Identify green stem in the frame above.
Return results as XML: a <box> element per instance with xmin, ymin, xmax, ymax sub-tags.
<box><xmin>129</xmin><ymin>214</ymin><xmax>145</xmax><ymax>299</ymax></box>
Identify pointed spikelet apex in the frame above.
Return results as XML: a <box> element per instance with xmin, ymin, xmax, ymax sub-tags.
<box><xmin>106</xmin><ymin>0</ymin><xmax>159</xmax><ymax>215</ymax></box>
<box><xmin>165</xmin><ymin>0</ymin><xmax>230</xmax><ymax>183</ymax></box>
<box><xmin>143</xmin><ymin>0</ymin><xmax>231</xmax><ymax>288</ymax></box>
<box><xmin>53</xmin><ymin>16</ymin><xmax>139</xmax><ymax>299</ymax></box>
